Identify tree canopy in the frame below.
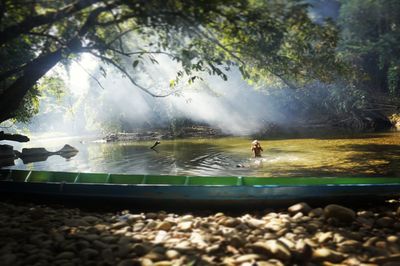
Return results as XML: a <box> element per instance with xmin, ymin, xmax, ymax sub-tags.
<box><xmin>0</xmin><ymin>0</ymin><xmax>341</xmax><ymax>123</ymax></box>
<box><xmin>338</xmin><ymin>0</ymin><xmax>400</xmax><ymax>95</ymax></box>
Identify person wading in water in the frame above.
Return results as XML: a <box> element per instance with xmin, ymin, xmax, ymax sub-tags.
<box><xmin>251</xmin><ymin>140</ymin><xmax>263</xmax><ymax>157</ymax></box>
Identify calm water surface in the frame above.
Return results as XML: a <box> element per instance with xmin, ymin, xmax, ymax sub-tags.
<box><xmin>5</xmin><ymin>132</ymin><xmax>400</xmax><ymax>177</ymax></box>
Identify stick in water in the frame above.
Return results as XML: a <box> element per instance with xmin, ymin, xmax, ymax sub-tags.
<box><xmin>150</xmin><ymin>141</ymin><xmax>161</xmax><ymax>149</ymax></box>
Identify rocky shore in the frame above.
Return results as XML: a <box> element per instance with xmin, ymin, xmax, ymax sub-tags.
<box><xmin>2</xmin><ymin>200</ymin><xmax>400</xmax><ymax>266</ymax></box>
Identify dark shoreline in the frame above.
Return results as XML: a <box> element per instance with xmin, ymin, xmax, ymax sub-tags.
<box><xmin>102</xmin><ymin>125</ymin><xmax>399</xmax><ymax>143</ymax></box>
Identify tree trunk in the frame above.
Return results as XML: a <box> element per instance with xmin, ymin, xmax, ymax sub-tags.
<box><xmin>0</xmin><ymin>49</ymin><xmax>64</xmax><ymax>122</ymax></box>
<box><xmin>0</xmin><ymin>5</ymin><xmax>106</xmax><ymax>123</ymax></box>
<box><xmin>0</xmin><ymin>36</ymin><xmax>85</xmax><ymax>123</ymax></box>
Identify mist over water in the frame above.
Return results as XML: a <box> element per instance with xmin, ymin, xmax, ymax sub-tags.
<box><xmin>13</xmin><ymin>0</ymin><xmax>344</xmax><ymax>138</ymax></box>
<box><xmin>26</xmin><ymin>53</ymin><xmax>292</xmax><ymax>136</ymax></box>
<box><xmin>88</xmin><ymin>54</ymin><xmax>288</xmax><ymax>135</ymax></box>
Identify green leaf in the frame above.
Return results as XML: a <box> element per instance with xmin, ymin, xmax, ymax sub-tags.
<box><xmin>150</xmin><ymin>58</ymin><xmax>159</xmax><ymax>64</ymax></box>
<box><xmin>99</xmin><ymin>66</ymin><xmax>107</xmax><ymax>78</ymax></box>
<box><xmin>132</xmin><ymin>60</ymin><xmax>140</xmax><ymax>68</ymax></box>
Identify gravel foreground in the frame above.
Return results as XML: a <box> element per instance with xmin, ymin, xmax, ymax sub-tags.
<box><xmin>1</xmin><ymin>200</ymin><xmax>400</xmax><ymax>266</ymax></box>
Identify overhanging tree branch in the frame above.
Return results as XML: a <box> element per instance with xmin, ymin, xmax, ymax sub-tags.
<box><xmin>88</xmin><ymin>51</ymin><xmax>174</xmax><ymax>97</ymax></box>
<box><xmin>27</xmin><ymin>32</ymin><xmax>66</xmax><ymax>45</ymax></box>
<box><xmin>0</xmin><ymin>0</ymin><xmax>103</xmax><ymax>45</ymax></box>
<box><xmin>71</xmin><ymin>57</ymin><xmax>106</xmax><ymax>90</ymax></box>
<box><xmin>180</xmin><ymin>14</ymin><xmax>299</xmax><ymax>90</ymax></box>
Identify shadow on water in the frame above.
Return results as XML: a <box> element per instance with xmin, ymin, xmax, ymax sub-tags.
<box><xmin>269</xmin><ymin>143</ymin><xmax>400</xmax><ymax>177</ymax></box>
<box><xmin>341</xmin><ymin>144</ymin><xmax>400</xmax><ymax>177</ymax></box>
<box><xmin>264</xmin><ymin>131</ymin><xmax>393</xmax><ymax>141</ymax></box>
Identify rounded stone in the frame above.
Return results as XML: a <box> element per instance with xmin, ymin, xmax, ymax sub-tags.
<box><xmin>288</xmin><ymin>202</ymin><xmax>312</xmax><ymax>215</ymax></box>
<box><xmin>324</xmin><ymin>204</ymin><xmax>356</xmax><ymax>224</ymax></box>
<box><xmin>308</xmin><ymin>208</ymin><xmax>324</xmax><ymax>218</ymax></box>
<box><xmin>81</xmin><ymin>216</ymin><xmax>99</xmax><ymax>224</ymax></box>
<box><xmin>56</xmin><ymin>251</ymin><xmax>75</xmax><ymax>260</ymax></box>
<box><xmin>177</xmin><ymin>221</ymin><xmax>192</xmax><ymax>231</ymax></box>
<box><xmin>376</xmin><ymin>217</ymin><xmax>394</xmax><ymax>228</ymax></box>
<box><xmin>312</xmin><ymin>247</ymin><xmax>345</xmax><ymax>263</ymax></box>
<box><xmin>117</xmin><ymin>259</ymin><xmax>135</xmax><ymax>266</ymax></box>
<box><xmin>235</xmin><ymin>254</ymin><xmax>262</xmax><ymax>263</ymax></box>
<box><xmin>156</xmin><ymin>221</ymin><xmax>174</xmax><ymax>231</ymax></box>
<box><xmin>249</xmin><ymin>240</ymin><xmax>292</xmax><ymax>261</ymax></box>
<box><xmin>145</xmin><ymin>213</ymin><xmax>158</xmax><ymax>219</ymax></box>
<box><xmin>165</xmin><ymin>249</ymin><xmax>180</xmax><ymax>259</ymax></box>
<box><xmin>221</xmin><ymin>218</ymin><xmax>241</xmax><ymax>227</ymax></box>
<box><xmin>153</xmin><ymin>261</ymin><xmax>173</xmax><ymax>266</ymax></box>
<box><xmin>80</xmin><ymin>248</ymin><xmax>99</xmax><ymax>259</ymax></box>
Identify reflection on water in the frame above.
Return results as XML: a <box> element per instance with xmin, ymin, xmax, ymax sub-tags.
<box><xmin>4</xmin><ymin>132</ymin><xmax>400</xmax><ymax>177</ymax></box>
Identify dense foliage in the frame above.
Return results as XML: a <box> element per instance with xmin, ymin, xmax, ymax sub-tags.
<box><xmin>339</xmin><ymin>0</ymin><xmax>400</xmax><ymax>96</ymax></box>
<box><xmin>0</xmin><ymin>0</ymin><xmax>340</xmax><ymax>124</ymax></box>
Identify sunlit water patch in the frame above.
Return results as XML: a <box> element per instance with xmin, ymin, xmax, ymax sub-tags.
<box><xmin>3</xmin><ymin>132</ymin><xmax>400</xmax><ymax>177</ymax></box>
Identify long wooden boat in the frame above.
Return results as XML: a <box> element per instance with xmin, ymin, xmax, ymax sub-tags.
<box><xmin>1</xmin><ymin>169</ymin><xmax>400</xmax><ymax>206</ymax></box>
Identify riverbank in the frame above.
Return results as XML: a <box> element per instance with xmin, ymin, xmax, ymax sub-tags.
<box><xmin>101</xmin><ymin>116</ymin><xmax>399</xmax><ymax>143</ymax></box>
<box><xmin>1</xmin><ymin>199</ymin><xmax>400</xmax><ymax>266</ymax></box>
<box><xmin>102</xmin><ymin>126</ymin><xmax>229</xmax><ymax>142</ymax></box>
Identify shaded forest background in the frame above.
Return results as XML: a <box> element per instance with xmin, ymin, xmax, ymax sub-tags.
<box><xmin>0</xmin><ymin>0</ymin><xmax>399</xmax><ymax>136</ymax></box>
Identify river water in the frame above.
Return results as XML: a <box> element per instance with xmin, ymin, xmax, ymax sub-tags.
<box><xmin>4</xmin><ymin>131</ymin><xmax>400</xmax><ymax>177</ymax></box>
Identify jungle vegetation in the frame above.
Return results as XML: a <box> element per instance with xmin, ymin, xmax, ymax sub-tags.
<box><xmin>0</xmin><ymin>0</ymin><xmax>399</xmax><ymax>131</ymax></box>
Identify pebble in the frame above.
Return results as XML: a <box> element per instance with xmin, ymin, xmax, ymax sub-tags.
<box><xmin>324</xmin><ymin>204</ymin><xmax>356</xmax><ymax>223</ymax></box>
<box><xmin>316</xmin><ymin>231</ymin><xmax>333</xmax><ymax>243</ymax></box>
<box><xmin>111</xmin><ymin>221</ymin><xmax>128</xmax><ymax>230</ymax></box>
<box><xmin>81</xmin><ymin>216</ymin><xmax>99</xmax><ymax>224</ymax></box>
<box><xmin>246</xmin><ymin>218</ymin><xmax>266</xmax><ymax>228</ymax></box>
<box><xmin>235</xmin><ymin>254</ymin><xmax>263</xmax><ymax>263</ymax></box>
<box><xmin>1</xmin><ymin>201</ymin><xmax>400</xmax><ymax>265</ymax></box>
<box><xmin>133</xmin><ymin>222</ymin><xmax>145</xmax><ymax>231</ymax></box>
<box><xmin>221</xmin><ymin>217</ymin><xmax>241</xmax><ymax>227</ymax></box>
<box><xmin>177</xmin><ymin>221</ymin><xmax>192</xmax><ymax>231</ymax></box>
<box><xmin>131</xmin><ymin>243</ymin><xmax>150</xmax><ymax>256</ymax></box>
<box><xmin>56</xmin><ymin>251</ymin><xmax>75</xmax><ymax>260</ymax></box>
<box><xmin>288</xmin><ymin>202</ymin><xmax>312</xmax><ymax>215</ymax></box>
<box><xmin>117</xmin><ymin>259</ymin><xmax>135</xmax><ymax>266</ymax></box>
<box><xmin>249</xmin><ymin>240</ymin><xmax>292</xmax><ymax>261</ymax></box>
<box><xmin>80</xmin><ymin>248</ymin><xmax>99</xmax><ymax>259</ymax></box>
<box><xmin>376</xmin><ymin>217</ymin><xmax>394</xmax><ymax>228</ymax></box>
<box><xmin>309</xmin><ymin>207</ymin><xmax>324</xmax><ymax>217</ymax></box>
<box><xmin>312</xmin><ymin>247</ymin><xmax>345</xmax><ymax>263</ymax></box>
<box><xmin>165</xmin><ymin>249</ymin><xmax>180</xmax><ymax>259</ymax></box>
<box><xmin>370</xmin><ymin>253</ymin><xmax>400</xmax><ymax>264</ymax></box>
<box><xmin>156</xmin><ymin>221</ymin><xmax>174</xmax><ymax>231</ymax></box>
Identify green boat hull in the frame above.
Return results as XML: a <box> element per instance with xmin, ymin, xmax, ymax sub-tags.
<box><xmin>1</xmin><ymin>169</ymin><xmax>400</xmax><ymax>205</ymax></box>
